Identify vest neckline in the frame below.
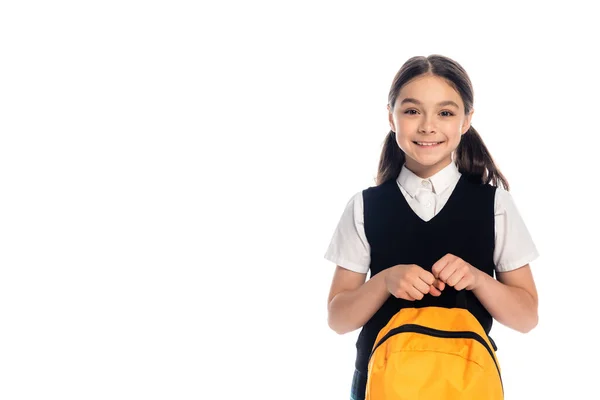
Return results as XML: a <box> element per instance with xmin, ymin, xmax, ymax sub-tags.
<box><xmin>393</xmin><ymin>174</ymin><xmax>466</xmax><ymax>224</ymax></box>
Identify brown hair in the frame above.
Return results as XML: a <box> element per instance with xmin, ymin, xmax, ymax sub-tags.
<box><xmin>376</xmin><ymin>55</ymin><xmax>509</xmax><ymax>190</ymax></box>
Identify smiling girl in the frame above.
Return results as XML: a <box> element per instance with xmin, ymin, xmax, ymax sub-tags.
<box><xmin>324</xmin><ymin>55</ymin><xmax>539</xmax><ymax>399</ymax></box>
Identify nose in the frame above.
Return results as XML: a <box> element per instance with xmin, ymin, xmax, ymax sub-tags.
<box><xmin>418</xmin><ymin>115</ymin><xmax>436</xmax><ymax>134</ymax></box>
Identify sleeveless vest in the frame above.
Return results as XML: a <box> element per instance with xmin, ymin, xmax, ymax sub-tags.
<box><xmin>354</xmin><ymin>174</ymin><xmax>497</xmax><ymax>373</ymax></box>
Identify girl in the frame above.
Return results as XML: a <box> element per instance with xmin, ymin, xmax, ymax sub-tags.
<box><xmin>324</xmin><ymin>54</ymin><xmax>539</xmax><ymax>400</ymax></box>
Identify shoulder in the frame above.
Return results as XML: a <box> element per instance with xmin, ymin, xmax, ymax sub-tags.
<box><xmin>460</xmin><ymin>177</ymin><xmax>497</xmax><ymax>212</ymax></box>
<box><xmin>467</xmin><ymin>183</ymin><xmax>515</xmax><ymax>216</ymax></box>
<box><xmin>493</xmin><ymin>186</ymin><xmax>516</xmax><ymax>215</ymax></box>
<box><xmin>336</xmin><ymin>189</ymin><xmax>365</xmax><ymax>222</ymax></box>
<box><xmin>461</xmin><ymin>174</ymin><xmax>497</xmax><ymax>195</ymax></box>
<box><xmin>362</xmin><ymin>179</ymin><xmax>397</xmax><ymax>201</ymax></box>
<box><xmin>336</xmin><ymin>180</ymin><xmax>394</xmax><ymax>219</ymax></box>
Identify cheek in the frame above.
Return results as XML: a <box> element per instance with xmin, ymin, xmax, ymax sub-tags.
<box><xmin>441</xmin><ymin>121</ymin><xmax>464</xmax><ymax>136</ymax></box>
<box><xmin>397</xmin><ymin>119</ymin><xmax>417</xmax><ymax>136</ymax></box>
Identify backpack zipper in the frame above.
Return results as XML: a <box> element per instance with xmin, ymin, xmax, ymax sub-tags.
<box><xmin>369</xmin><ymin>323</ymin><xmax>503</xmax><ymax>393</ymax></box>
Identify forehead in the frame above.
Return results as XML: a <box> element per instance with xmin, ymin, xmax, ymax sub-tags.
<box><xmin>398</xmin><ymin>75</ymin><xmax>464</xmax><ymax>107</ymax></box>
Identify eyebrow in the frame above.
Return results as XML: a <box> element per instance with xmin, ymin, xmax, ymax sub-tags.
<box><xmin>400</xmin><ymin>98</ymin><xmax>460</xmax><ymax>108</ymax></box>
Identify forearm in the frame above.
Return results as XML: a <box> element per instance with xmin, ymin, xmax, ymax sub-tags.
<box><xmin>328</xmin><ymin>270</ymin><xmax>390</xmax><ymax>335</ymax></box>
<box><xmin>472</xmin><ymin>270</ymin><xmax>538</xmax><ymax>333</ymax></box>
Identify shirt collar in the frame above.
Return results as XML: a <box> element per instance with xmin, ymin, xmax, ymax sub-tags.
<box><xmin>397</xmin><ymin>161</ymin><xmax>461</xmax><ymax>198</ymax></box>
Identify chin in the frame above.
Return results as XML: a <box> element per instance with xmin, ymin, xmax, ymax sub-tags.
<box><xmin>406</xmin><ymin>155</ymin><xmax>452</xmax><ymax>171</ymax></box>
<box><xmin>410</xmin><ymin>155</ymin><xmax>448</xmax><ymax>164</ymax></box>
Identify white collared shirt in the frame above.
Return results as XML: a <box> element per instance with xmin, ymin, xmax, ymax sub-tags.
<box><xmin>324</xmin><ymin>162</ymin><xmax>539</xmax><ymax>274</ymax></box>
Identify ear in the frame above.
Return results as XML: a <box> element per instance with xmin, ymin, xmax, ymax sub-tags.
<box><xmin>462</xmin><ymin>109</ymin><xmax>474</xmax><ymax>135</ymax></box>
<box><xmin>387</xmin><ymin>104</ymin><xmax>396</xmax><ymax>132</ymax></box>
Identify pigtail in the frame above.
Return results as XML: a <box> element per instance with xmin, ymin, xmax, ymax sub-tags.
<box><xmin>455</xmin><ymin>126</ymin><xmax>509</xmax><ymax>190</ymax></box>
<box><xmin>376</xmin><ymin>130</ymin><xmax>405</xmax><ymax>185</ymax></box>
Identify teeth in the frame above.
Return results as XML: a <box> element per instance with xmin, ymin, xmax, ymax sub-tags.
<box><xmin>416</xmin><ymin>142</ymin><xmax>441</xmax><ymax>146</ymax></box>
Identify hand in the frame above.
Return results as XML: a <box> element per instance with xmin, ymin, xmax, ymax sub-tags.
<box><xmin>431</xmin><ymin>253</ymin><xmax>481</xmax><ymax>291</ymax></box>
<box><xmin>384</xmin><ymin>264</ymin><xmax>445</xmax><ymax>301</ymax></box>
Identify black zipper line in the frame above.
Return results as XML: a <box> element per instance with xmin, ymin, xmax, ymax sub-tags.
<box><xmin>369</xmin><ymin>323</ymin><xmax>503</xmax><ymax>393</ymax></box>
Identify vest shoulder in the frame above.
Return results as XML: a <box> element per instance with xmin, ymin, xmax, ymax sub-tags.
<box><xmin>362</xmin><ymin>180</ymin><xmax>397</xmax><ymax>199</ymax></box>
<box><xmin>462</xmin><ymin>177</ymin><xmax>498</xmax><ymax>195</ymax></box>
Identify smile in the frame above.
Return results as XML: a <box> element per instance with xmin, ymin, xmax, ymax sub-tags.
<box><xmin>414</xmin><ymin>141</ymin><xmax>444</xmax><ymax>147</ymax></box>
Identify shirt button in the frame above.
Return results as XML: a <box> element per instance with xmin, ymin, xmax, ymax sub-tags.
<box><xmin>426</xmin><ymin>202</ymin><xmax>431</xmax><ymax>207</ymax></box>
<box><xmin>422</xmin><ymin>180</ymin><xmax>429</xmax><ymax>187</ymax></box>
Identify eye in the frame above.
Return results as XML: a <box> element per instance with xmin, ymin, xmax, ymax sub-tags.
<box><xmin>440</xmin><ymin>110</ymin><xmax>454</xmax><ymax>117</ymax></box>
<box><xmin>404</xmin><ymin>109</ymin><xmax>419</xmax><ymax>115</ymax></box>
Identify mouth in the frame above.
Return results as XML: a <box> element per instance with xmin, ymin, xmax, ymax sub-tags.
<box><xmin>413</xmin><ymin>141</ymin><xmax>444</xmax><ymax>147</ymax></box>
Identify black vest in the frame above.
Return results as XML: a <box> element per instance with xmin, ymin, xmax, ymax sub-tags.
<box><xmin>354</xmin><ymin>174</ymin><xmax>497</xmax><ymax>373</ymax></box>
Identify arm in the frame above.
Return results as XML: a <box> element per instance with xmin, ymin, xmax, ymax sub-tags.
<box><xmin>327</xmin><ymin>264</ymin><xmax>442</xmax><ymax>335</ymax></box>
<box><xmin>432</xmin><ymin>254</ymin><xmax>539</xmax><ymax>334</ymax></box>
<box><xmin>478</xmin><ymin>188</ymin><xmax>539</xmax><ymax>333</ymax></box>
<box><xmin>472</xmin><ymin>264</ymin><xmax>538</xmax><ymax>333</ymax></box>
<box><xmin>327</xmin><ymin>266</ymin><xmax>390</xmax><ymax>335</ymax></box>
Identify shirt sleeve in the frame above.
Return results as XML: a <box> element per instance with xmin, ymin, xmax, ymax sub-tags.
<box><xmin>323</xmin><ymin>191</ymin><xmax>371</xmax><ymax>274</ymax></box>
<box><xmin>493</xmin><ymin>188</ymin><xmax>540</xmax><ymax>272</ymax></box>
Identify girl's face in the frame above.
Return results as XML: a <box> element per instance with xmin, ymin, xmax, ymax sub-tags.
<box><xmin>388</xmin><ymin>74</ymin><xmax>473</xmax><ymax>179</ymax></box>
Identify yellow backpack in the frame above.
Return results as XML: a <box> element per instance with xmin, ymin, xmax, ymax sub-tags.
<box><xmin>366</xmin><ymin>305</ymin><xmax>503</xmax><ymax>399</ymax></box>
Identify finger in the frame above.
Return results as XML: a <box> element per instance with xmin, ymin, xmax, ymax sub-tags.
<box><xmin>446</xmin><ymin>266</ymin><xmax>465</xmax><ymax>287</ymax></box>
<box><xmin>439</xmin><ymin>257</ymin><xmax>463</xmax><ymax>283</ymax></box>
<box><xmin>431</xmin><ymin>259</ymin><xmax>446</xmax><ymax>279</ymax></box>
<box><xmin>434</xmin><ymin>279</ymin><xmax>445</xmax><ymax>291</ymax></box>
<box><xmin>428</xmin><ymin>285</ymin><xmax>442</xmax><ymax>296</ymax></box>
<box><xmin>419</xmin><ymin>270</ymin><xmax>436</xmax><ymax>286</ymax></box>
<box><xmin>396</xmin><ymin>287</ymin><xmax>416</xmax><ymax>301</ymax></box>
<box><xmin>415</xmin><ymin>282</ymin><xmax>431</xmax><ymax>296</ymax></box>
<box><xmin>415</xmin><ymin>275</ymin><xmax>433</xmax><ymax>294</ymax></box>
<box><xmin>402</xmin><ymin>292</ymin><xmax>416</xmax><ymax>301</ymax></box>
<box><xmin>431</xmin><ymin>254</ymin><xmax>453</xmax><ymax>278</ymax></box>
<box><xmin>454</xmin><ymin>277</ymin><xmax>469</xmax><ymax>291</ymax></box>
<box><xmin>392</xmin><ymin>288</ymin><xmax>413</xmax><ymax>301</ymax></box>
<box><xmin>407</xmin><ymin>285</ymin><xmax>425</xmax><ymax>301</ymax></box>
<box><xmin>438</xmin><ymin>263</ymin><xmax>455</xmax><ymax>283</ymax></box>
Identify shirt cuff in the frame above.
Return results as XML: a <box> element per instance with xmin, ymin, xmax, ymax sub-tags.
<box><xmin>324</xmin><ymin>254</ymin><xmax>369</xmax><ymax>274</ymax></box>
<box><xmin>495</xmin><ymin>249</ymin><xmax>540</xmax><ymax>272</ymax></box>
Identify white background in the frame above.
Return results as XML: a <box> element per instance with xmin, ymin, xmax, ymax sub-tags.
<box><xmin>1</xmin><ymin>1</ymin><xmax>598</xmax><ymax>399</ymax></box>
